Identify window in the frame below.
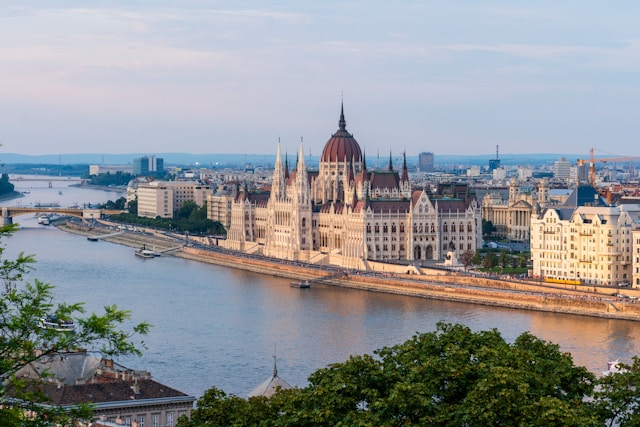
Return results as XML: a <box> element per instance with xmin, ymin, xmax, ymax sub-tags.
<box><xmin>167</xmin><ymin>412</ymin><xmax>175</xmax><ymax>427</ymax></box>
<box><xmin>138</xmin><ymin>415</ymin><xmax>145</xmax><ymax>427</ymax></box>
<box><xmin>152</xmin><ymin>414</ymin><xmax>160</xmax><ymax>427</ymax></box>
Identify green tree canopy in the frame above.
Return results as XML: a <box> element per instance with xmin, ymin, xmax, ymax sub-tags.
<box><xmin>0</xmin><ymin>224</ymin><xmax>150</xmax><ymax>426</ymax></box>
<box><xmin>180</xmin><ymin>322</ymin><xmax>614</xmax><ymax>427</ymax></box>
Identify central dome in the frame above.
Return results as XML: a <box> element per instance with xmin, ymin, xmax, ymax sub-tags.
<box><xmin>320</xmin><ymin>105</ymin><xmax>362</xmax><ymax>163</ymax></box>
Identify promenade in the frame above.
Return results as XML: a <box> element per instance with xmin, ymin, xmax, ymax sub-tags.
<box><xmin>59</xmin><ymin>220</ymin><xmax>640</xmax><ymax>322</ymax></box>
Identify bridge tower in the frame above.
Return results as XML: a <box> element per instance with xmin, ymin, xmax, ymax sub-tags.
<box><xmin>1</xmin><ymin>208</ymin><xmax>13</xmax><ymax>226</ymax></box>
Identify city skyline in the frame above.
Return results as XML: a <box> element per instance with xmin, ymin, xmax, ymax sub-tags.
<box><xmin>1</xmin><ymin>2</ymin><xmax>639</xmax><ymax>157</ymax></box>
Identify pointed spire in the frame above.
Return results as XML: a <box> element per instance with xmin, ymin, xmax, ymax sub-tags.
<box><xmin>273</xmin><ymin>344</ymin><xmax>278</xmax><ymax>377</ymax></box>
<box><xmin>339</xmin><ymin>100</ymin><xmax>346</xmax><ymax>131</ymax></box>
<box><xmin>388</xmin><ymin>151</ymin><xmax>393</xmax><ymax>171</ymax></box>
<box><xmin>284</xmin><ymin>152</ymin><xmax>290</xmax><ymax>180</ymax></box>
<box><xmin>401</xmin><ymin>151</ymin><xmax>409</xmax><ymax>182</ymax></box>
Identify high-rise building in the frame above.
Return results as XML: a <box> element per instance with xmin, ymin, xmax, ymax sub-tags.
<box><xmin>418</xmin><ymin>152</ymin><xmax>434</xmax><ymax>172</ymax></box>
<box><xmin>553</xmin><ymin>157</ymin><xmax>571</xmax><ymax>180</ymax></box>
<box><xmin>134</xmin><ymin>156</ymin><xmax>164</xmax><ymax>177</ymax></box>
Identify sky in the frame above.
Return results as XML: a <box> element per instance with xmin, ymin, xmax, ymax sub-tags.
<box><xmin>1</xmin><ymin>1</ymin><xmax>640</xmax><ymax>158</ymax></box>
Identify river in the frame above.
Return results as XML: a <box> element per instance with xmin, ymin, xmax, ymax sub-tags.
<box><xmin>2</xmin><ymin>176</ymin><xmax>640</xmax><ymax>399</ymax></box>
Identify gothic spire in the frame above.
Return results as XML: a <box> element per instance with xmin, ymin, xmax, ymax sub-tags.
<box><xmin>339</xmin><ymin>100</ymin><xmax>346</xmax><ymax>131</ymax></box>
<box><xmin>284</xmin><ymin>152</ymin><xmax>290</xmax><ymax>180</ymax></box>
<box><xmin>401</xmin><ymin>151</ymin><xmax>409</xmax><ymax>182</ymax></box>
<box><xmin>388</xmin><ymin>151</ymin><xmax>393</xmax><ymax>171</ymax></box>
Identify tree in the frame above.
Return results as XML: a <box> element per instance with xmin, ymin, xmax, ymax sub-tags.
<box><xmin>0</xmin><ymin>224</ymin><xmax>150</xmax><ymax>426</ymax></box>
<box><xmin>592</xmin><ymin>357</ymin><xmax>640</xmax><ymax>427</ymax></box>
<box><xmin>498</xmin><ymin>249</ymin><xmax>509</xmax><ymax>268</ymax></box>
<box><xmin>482</xmin><ymin>219</ymin><xmax>496</xmax><ymax>237</ymax></box>
<box><xmin>182</xmin><ymin>323</ymin><xmax>604</xmax><ymax>426</ymax></box>
<box><xmin>459</xmin><ymin>250</ymin><xmax>475</xmax><ymax>270</ymax></box>
<box><xmin>0</xmin><ymin>173</ymin><xmax>15</xmax><ymax>195</ymax></box>
<box><xmin>483</xmin><ymin>251</ymin><xmax>497</xmax><ymax>269</ymax></box>
<box><xmin>471</xmin><ymin>251</ymin><xmax>482</xmax><ymax>266</ymax></box>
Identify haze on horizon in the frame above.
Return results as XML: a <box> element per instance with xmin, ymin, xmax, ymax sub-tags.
<box><xmin>1</xmin><ymin>2</ymin><xmax>639</xmax><ymax>158</ymax></box>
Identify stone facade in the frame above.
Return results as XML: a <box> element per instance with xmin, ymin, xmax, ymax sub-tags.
<box><xmin>482</xmin><ymin>178</ymin><xmax>549</xmax><ymax>242</ymax></box>
<box><xmin>531</xmin><ymin>201</ymin><xmax>640</xmax><ymax>286</ymax></box>
<box><xmin>223</xmin><ymin>106</ymin><xmax>483</xmax><ymax>269</ymax></box>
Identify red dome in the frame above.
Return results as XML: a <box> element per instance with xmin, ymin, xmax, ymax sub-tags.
<box><xmin>320</xmin><ymin>106</ymin><xmax>362</xmax><ymax>163</ymax></box>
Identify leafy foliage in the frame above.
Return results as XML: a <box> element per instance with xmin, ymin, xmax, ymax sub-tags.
<box><xmin>109</xmin><ymin>202</ymin><xmax>226</xmax><ymax>236</ymax></box>
<box><xmin>180</xmin><ymin>322</ymin><xmax>628</xmax><ymax>426</ymax></box>
<box><xmin>0</xmin><ymin>173</ymin><xmax>15</xmax><ymax>195</ymax></box>
<box><xmin>86</xmin><ymin>171</ymin><xmax>134</xmax><ymax>186</ymax></box>
<box><xmin>0</xmin><ymin>224</ymin><xmax>150</xmax><ymax>425</ymax></box>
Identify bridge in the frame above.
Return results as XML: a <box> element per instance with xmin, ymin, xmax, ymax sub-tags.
<box><xmin>0</xmin><ymin>207</ymin><xmax>125</xmax><ymax>226</ymax></box>
<box><xmin>13</xmin><ymin>177</ymin><xmax>84</xmax><ymax>182</ymax></box>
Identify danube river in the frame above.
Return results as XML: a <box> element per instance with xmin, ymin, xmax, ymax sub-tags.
<box><xmin>2</xmin><ymin>176</ymin><xmax>640</xmax><ymax>398</ymax></box>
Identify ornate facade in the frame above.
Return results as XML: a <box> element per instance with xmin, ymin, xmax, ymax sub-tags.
<box><xmin>224</xmin><ymin>105</ymin><xmax>482</xmax><ymax>269</ymax></box>
<box><xmin>482</xmin><ymin>178</ymin><xmax>550</xmax><ymax>242</ymax></box>
<box><xmin>531</xmin><ymin>187</ymin><xmax>640</xmax><ymax>286</ymax></box>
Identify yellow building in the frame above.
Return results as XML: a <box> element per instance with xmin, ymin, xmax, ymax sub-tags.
<box><xmin>531</xmin><ymin>187</ymin><xmax>640</xmax><ymax>286</ymax></box>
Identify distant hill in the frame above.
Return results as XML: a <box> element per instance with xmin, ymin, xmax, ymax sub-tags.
<box><xmin>0</xmin><ymin>152</ymin><xmax>581</xmax><ymax>168</ymax></box>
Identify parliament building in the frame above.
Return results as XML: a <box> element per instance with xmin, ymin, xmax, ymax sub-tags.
<box><xmin>222</xmin><ymin>105</ymin><xmax>482</xmax><ymax>269</ymax></box>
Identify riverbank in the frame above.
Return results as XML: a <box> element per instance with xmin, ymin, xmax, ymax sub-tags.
<box><xmin>58</xmin><ymin>221</ymin><xmax>640</xmax><ymax>322</ymax></box>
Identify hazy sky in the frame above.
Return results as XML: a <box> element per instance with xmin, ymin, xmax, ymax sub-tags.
<box><xmin>2</xmin><ymin>2</ymin><xmax>640</xmax><ymax>157</ymax></box>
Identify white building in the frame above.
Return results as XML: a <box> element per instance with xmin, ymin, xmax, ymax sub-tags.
<box><xmin>137</xmin><ymin>181</ymin><xmax>212</xmax><ymax>219</ymax></box>
<box><xmin>223</xmin><ymin>105</ymin><xmax>483</xmax><ymax>269</ymax></box>
<box><xmin>531</xmin><ymin>187</ymin><xmax>640</xmax><ymax>286</ymax></box>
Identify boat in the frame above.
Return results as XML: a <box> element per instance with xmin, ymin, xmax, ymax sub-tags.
<box><xmin>39</xmin><ymin>315</ymin><xmax>75</xmax><ymax>332</ymax></box>
<box><xmin>290</xmin><ymin>280</ymin><xmax>311</xmax><ymax>289</ymax></box>
<box><xmin>135</xmin><ymin>245</ymin><xmax>158</xmax><ymax>258</ymax></box>
<box><xmin>87</xmin><ymin>236</ymin><xmax>99</xmax><ymax>242</ymax></box>
<box><xmin>38</xmin><ymin>216</ymin><xmax>50</xmax><ymax>225</ymax></box>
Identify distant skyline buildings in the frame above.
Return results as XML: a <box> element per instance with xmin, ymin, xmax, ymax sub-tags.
<box><xmin>418</xmin><ymin>152</ymin><xmax>434</xmax><ymax>172</ymax></box>
<box><xmin>134</xmin><ymin>156</ymin><xmax>164</xmax><ymax>177</ymax></box>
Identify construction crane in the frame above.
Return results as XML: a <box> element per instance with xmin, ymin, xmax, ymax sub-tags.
<box><xmin>576</xmin><ymin>148</ymin><xmax>640</xmax><ymax>187</ymax></box>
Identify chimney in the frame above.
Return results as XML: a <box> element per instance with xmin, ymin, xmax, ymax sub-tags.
<box><xmin>131</xmin><ymin>377</ymin><xmax>140</xmax><ymax>394</ymax></box>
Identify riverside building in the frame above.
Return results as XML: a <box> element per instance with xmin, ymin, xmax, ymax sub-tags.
<box><xmin>531</xmin><ymin>186</ymin><xmax>640</xmax><ymax>286</ymax></box>
<box><xmin>136</xmin><ymin>181</ymin><xmax>212</xmax><ymax>219</ymax></box>
<box><xmin>222</xmin><ymin>105</ymin><xmax>482</xmax><ymax>269</ymax></box>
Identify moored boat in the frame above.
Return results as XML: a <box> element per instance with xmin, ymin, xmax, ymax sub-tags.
<box><xmin>39</xmin><ymin>315</ymin><xmax>75</xmax><ymax>332</ymax></box>
<box><xmin>290</xmin><ymin>280</ymin><xmax>311</xmax><ymax>289</ymax></box>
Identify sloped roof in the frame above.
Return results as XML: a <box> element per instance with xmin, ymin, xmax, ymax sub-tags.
<box><xmin>369</xmin><ymin>171</ymin><xmax>400</xmax><ymax>190</ymax></box>
<box><xmin>29</xmin><ymin>378</ymin><xmax>192</xmax><ymax>406</ymax></box>
<box><xmin>563</xmin><ymin>185</ymin><xmax>606</xmax><ymax>208</ymax></box>
<box><xmin>367</xmin><ymin>199</ymin><xmax>410</xmax><ymax>213</ymax></box>
<box><xmin>248</xmin><ymin>359</ymin><xmax>292</xmax><ymax>399</ymax></box>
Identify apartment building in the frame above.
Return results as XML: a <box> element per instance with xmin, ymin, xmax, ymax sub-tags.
<box><xmin>137</xmin><ymin>181</ymin><xmax>212</xmax><ymax>219</ymax></box>
<box><xmin>531</xmin><ymin>191</ymin><xmax>640</xmax><ymax>286</ymax></box>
